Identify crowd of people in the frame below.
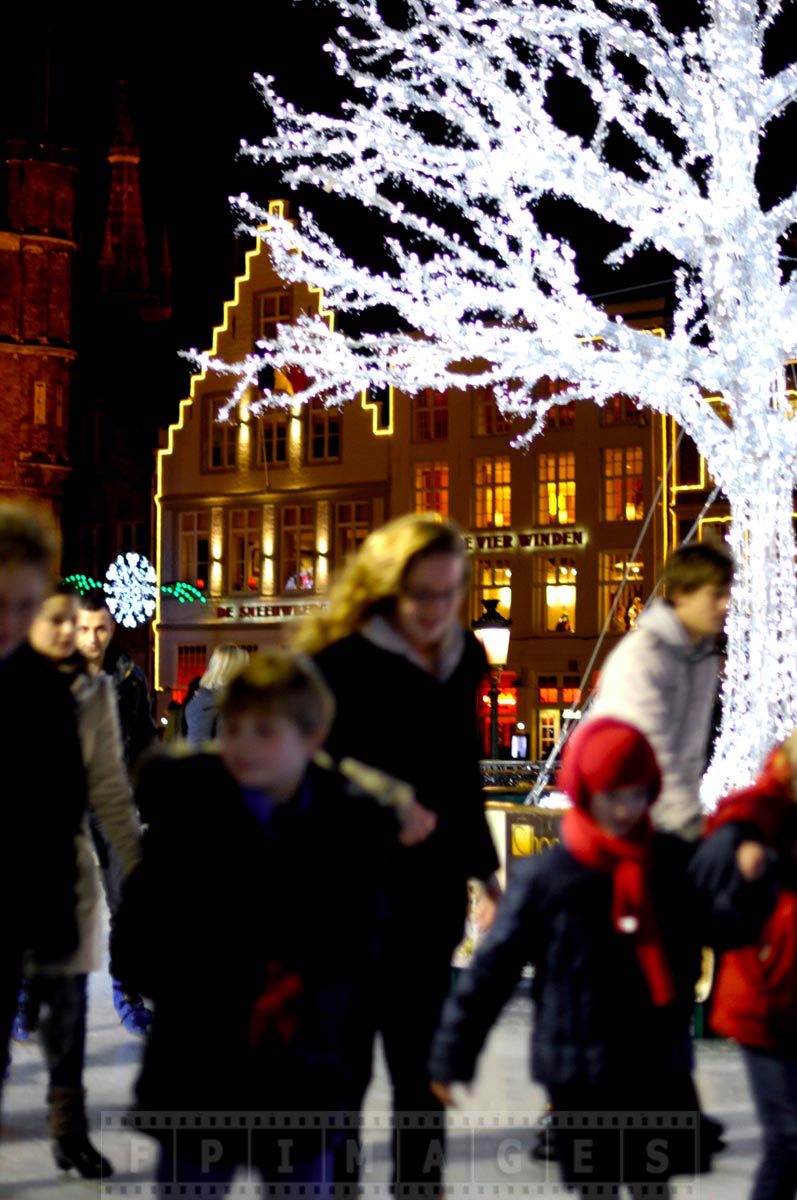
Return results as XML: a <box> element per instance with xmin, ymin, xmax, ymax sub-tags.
<box><xmin>1</xmin><ymin>498</ymin><xmax>796</xmax><ymax>1200</ymax></box>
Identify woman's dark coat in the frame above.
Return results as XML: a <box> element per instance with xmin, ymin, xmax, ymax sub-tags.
<box><xmin>315</xmin><ymin>629</ymin><xmax>498</xmax><ymax>952</ymax></box>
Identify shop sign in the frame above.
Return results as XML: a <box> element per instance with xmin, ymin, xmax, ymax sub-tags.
<box><xmin>214</xmin><ymin>599</ymin><xmax>327</xmax><ymax>621</ymax></box>
<box><xmin>463</xmin><ymin>528</ymin><xmax>588</xmax><ymax>551</ymax></box>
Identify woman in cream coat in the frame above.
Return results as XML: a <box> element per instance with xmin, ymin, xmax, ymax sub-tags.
<box><xmin>26</xmin><ymin>585</ymin><xmax>141</xmax><ymax>1179</ymax></box>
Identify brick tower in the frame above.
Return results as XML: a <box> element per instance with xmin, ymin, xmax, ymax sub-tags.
<box><xmin>0</xmin><ymin>140</ymin><xmax>77</xmax><ymax>513</ymax></box>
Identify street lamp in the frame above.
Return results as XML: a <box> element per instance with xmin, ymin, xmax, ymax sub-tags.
<box><xmin>472</xmin><ymin>598</ymin><xmax>512</xmax><ymax>760</ymax></box>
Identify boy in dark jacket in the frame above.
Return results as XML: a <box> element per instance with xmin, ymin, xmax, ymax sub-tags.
<box><xmin>429</xmin><ymin>717</ymin><xmax>767</xmax><ymax>1198</ymax></box>
<box><xmin>112</xmin><ymin>651</ymin><xmax>432</xmax><ymax>1197</ymax></box>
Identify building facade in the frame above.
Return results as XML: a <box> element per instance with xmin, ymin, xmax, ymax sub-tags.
<box><xmin>155</xmin><ymin>202</ymin><xmax>727</xmax><ymax>755</ymax></box>
<box><xmin>0</xmin><ymin>140</ymin><xmax>77</xmax><ymax>513</ymax></box>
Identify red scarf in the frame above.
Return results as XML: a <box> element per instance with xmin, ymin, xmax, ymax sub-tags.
<box><xmin>561</xmin><ymin>807</ymin><xmax>676</xmax><ymax>1007</ymax></box>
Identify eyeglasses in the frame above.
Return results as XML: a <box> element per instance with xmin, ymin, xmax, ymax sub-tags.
<box><xmin>403</xmin><ymin>585</ymin><xmax>465</xmax><ymax>605</ymax></box>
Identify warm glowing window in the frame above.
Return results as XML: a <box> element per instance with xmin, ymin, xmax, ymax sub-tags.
<box><xmin>207</xmin><ymin>398</ymin><xmax>237</xmax><ymax>471</ymax></box>
<box><xmin>538</xmin><ymin>710</ymin><xmax>559</xmax><ymax>756</ymax></box>
<box><xmin>176</xmin><ymin>644</ymin><xmax>208</xmax><ymax>703</ymax></box>
<box><xmin>229</xmin><ymin>509</ymin><xmax>261</xmax><ymax>594</ymax></box>
<box><xmin>544</xmin><ymin>401</ymin><xmax>576</xmax><ymax>429</ymax></box>
<box><xmin>538</xmin><ymin>675</ymin><xmax>558</xmax><ymax>704</ymax></box>
<box><xmin>414</xmin><ymin>389</ymin><xmax>449</xmax><ymax>441</ymax></box>
<box><xmin>474</xmin><ymin>457</ymin><xmax>511</xmax><ymax>529</ymax></box>
<box><xmin>335</xmin><ymin>502</ymin><xmax>371</xmax><ymax>564</ymax></box>
<box><xmin>472</xmin><ymin>386</ymin><xmax>511</xmax><ymax>436</ymax></box>
<box><xmin>603</xmin><ymin>447</ymin><xmax>644</xmax><ymax>521</ymax></box>
<box><xmin>179</xmin><ymin>512</ymin><xmax>210</xmax><ymax>592</ymax></box>
<box><xmin>257</xmin><ymin>410</ymin><xmax>288</xmax><ymax>465</ymax></box>
<box><xmin>472</xmin><ymin>558</ymin><xmax>512</xmax><ymax>624</ymax></box>
<box><xmin>308</xmin><ymin>398</ymin><xmax>341</xmax><ymax>462</ymax></box>
<box><xmin>601</xmin><ymin>394</ymin><xmax>643</xmax><ymax>425</ymax></box>
<box><xmin>542</xmin><ymin>555</ymin><xmax>577</xmax><ymax>633</ymax></box>
<box><xmin>258</xmin><ymin>290</ymin><xmax>292</xmax><ymax>340</ymax></box>
<box><xmin>538</xmin><ymin>452</ymin><xmax>575</xmax><ymax>525</ymax></box>
<box><xmin>562</xmin><ymin>675</ymin><xmax>582</xmax><ymax>705</ymax></box>
<box><xmin>281</xmin><ymin>505</ymin><xmax>315</xmax><ymax>591</ymax></box>
<box><xmin>414</xmin><ymin>462</ymin><xmax>449</xmax><ymax>516</ymax></box>
<box><xmin>600</xmin><ymin>552</ymin><xmax>645</xmax><ymax>632</ymax></box>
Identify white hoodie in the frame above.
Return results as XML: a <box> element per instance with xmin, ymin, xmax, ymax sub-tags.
<box><xmin>588</xmin><ymin>598</ymin><xmax>721</xmax><ymax>840</ymax></box>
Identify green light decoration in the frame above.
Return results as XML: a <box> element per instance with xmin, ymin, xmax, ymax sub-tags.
<box><xmin>65</xmin><ymin>575</ymin><xmax>206</xmax><ymax>604</ymax></box>
<box><xmin>160</xmin><ymin>581</ymin><xmax>207</xmax><ymax>604</ymax></box>
<box><xmin>64</xmin><ymin>574</ymin><xmax>103</xmax><ymax>595</ymax></box>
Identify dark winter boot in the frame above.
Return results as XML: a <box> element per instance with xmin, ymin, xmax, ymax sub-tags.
<box><xmin>47</xmin><ymin>1086</ymin><xmax>113</xmax><ymax>1179</ymax></box>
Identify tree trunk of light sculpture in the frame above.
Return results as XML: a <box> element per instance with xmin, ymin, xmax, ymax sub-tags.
<box><xmin>195</xmin><ymin>0</ymin><xmax>797</xmax><ymax>799</ymax></box>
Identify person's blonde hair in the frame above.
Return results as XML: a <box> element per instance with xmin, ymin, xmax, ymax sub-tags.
<box><xmin>200</xmin><ymin>643</ymin><xmax>251</xmax><ymax>690</ymax></box>
<box><xmin>219</xmin><ymin>650</ymin><xmax>334</xmax><ymax>737</ymax></box>
<box><xmin>294</xmin><ymin>512</ymin><xmax>467</xmax><ymax>655</ymax></box>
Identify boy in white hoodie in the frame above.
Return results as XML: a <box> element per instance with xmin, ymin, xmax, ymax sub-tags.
<box><xmin>590</xmin><ymin>541</ymin><xmax>733</xmax><ymax>843</ymax></box>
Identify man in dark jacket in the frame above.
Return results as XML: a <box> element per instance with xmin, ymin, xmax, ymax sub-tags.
<box><xmin>74</xmin><ymin>589</ymin><xmax>157</xmax><ymax>1035</ymax></box>
<box><xmin>0</xmin><ymin>500</ymin><xmax>84</xmax><ymax>1101</ymax></box>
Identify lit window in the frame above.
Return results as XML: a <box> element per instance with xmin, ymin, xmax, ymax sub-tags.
<box><xmin>207</xmin><ymin>398</ymin><xmax>237</xmax><ymax>471</ymax></box>
<box><xmin>229</xmin><ymin>509</ymin><xmax>261</xmax><ymax>593</ymax></box>
<box><xmin>603</xmin><ymin>447</ymin><xmax>644</xmax><ymax>521</ymax></box>
<box><xmin>258</xmin><ymin>290</ymin><xmax>292</xmax><ymax>340</ymax></box>
<box><xmin>474</xmin><ymin>457</ymin><xmax>511</xmax><ymax>529</ymax></box>
<box><xmin>335</xmin><ymin>502</ymin><xmax>371</xmax><ymax>564</ymax></box>
<box><xmin>414</xmin><ymin>389</ymin><xmax>449</xmax><ymax>441</ymax></box>
<box><xmin>176</xmin><ymin>644</ymin><xmax>208</xmax><ymax>704</ymax></box>
<box><xmin>308</xmin><ymin>398</ymin><xmax>341</xmax><ymax>462</ymax></box>
<box><xmin>281</xmin><ymin>505</ymin><xmax>315</xmax><ymax>591</ymax></box>
<box><xmin>257</xmin><ymin>410</ymin><xmax>288</xmax><ymax>465</ymax></box>
<box><xmin>472</xmin><ymin>386</ymin><xmax>511</xmax><ymax>436</ymax></box>
<box><xmin>538</xmin><ymin>452</ymin><xmax>575</xmax><ymax>525</ymax></box>
<box><xmin>538</xmin><ymin>675</ymin><xmax>558</xmax><ymax>704</ymax></box>
<box><xmin>600</xmin><ymin>552</ymin><xmax>645</xmax><ymax>632</ymax></box>
<box><xmin>179</xmin><ymin>512</ymin><xmax>210</xmax><ymax>592</ymax></box>
<box><xmin>542</xmin><ymin>555</ymin><xmax>577</xmax><ymax>633</ymax></box>
<box><xmin>538</xmin><ymin>710</ymin><xmax>559</xmax><ymax>756</ymax></box>
<box><xmin>472</xmin><ymin>558</ymin><xmax>512</xmax><ymax>623</ymax></box>
<box><xmin>562</xmin><ymin>675</ymin><xmax>582</xmax><ymax>705</ymax></box>
<box><xmin>415</xmin><ymin>462</ymin><xmax>449</xmax><ymax>516</ymax></box>
<box><xmin>601</xmin><ymin>394</ymin><xmax>642</xmax><ymax>425</ymax></box>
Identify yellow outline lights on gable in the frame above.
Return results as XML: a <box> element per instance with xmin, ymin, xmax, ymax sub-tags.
<box><xmin>361</xmin><ymin>386</ymin><xmax>394</xmax><ymax>436</ymax></box>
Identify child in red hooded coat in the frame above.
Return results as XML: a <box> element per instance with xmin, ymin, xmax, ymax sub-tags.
<box><xmin>707</xmin><ymin>733</ymin><xmax>797</xmax><ymax>1200</ymax></box>
<box><xmin>429</xmin><ymin>717</ymin><xmax>768</xmax><ymax>1198</ymax></box>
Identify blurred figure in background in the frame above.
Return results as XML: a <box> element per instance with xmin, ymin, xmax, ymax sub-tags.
<box><xmin>184</xmin><ymin>644</ymin><xmax>250</xmax><ymax>744</ymax></box>
<box><xmin>74</xmin><ymin>589</ymin><xmax>156</xmax><ymax>1035</ymax></box>
<box><xmin>0</xmin><ymin>502</ymin><xmax>84</xmax><ymax>1113</ymax></box>
<box><xmin>25</xmin><ymin>584</ymin><xmax>141</xmax><ymax>1178</ymax></box>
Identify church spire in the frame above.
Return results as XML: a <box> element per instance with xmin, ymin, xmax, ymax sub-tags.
<box><xmin>98</xmin><ymin>80</ymin><xmax>151</xmax><ymax>297</ymax></box>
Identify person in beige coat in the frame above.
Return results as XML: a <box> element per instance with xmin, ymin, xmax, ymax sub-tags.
<box><xmin>25</xmin><ymin>585</ymin><xmax>141</xmax><ymax>1179</ymax></box>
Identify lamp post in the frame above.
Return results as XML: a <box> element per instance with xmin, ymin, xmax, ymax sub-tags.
<box><xmin>472</xmin><ymin>598</ymin><xmax>512</xmax><ymax>760</ymax></box>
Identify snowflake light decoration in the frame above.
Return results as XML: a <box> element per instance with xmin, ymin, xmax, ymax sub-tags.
<box><xmin>105</xmin><ymin>553</ymin><xmax>158</xmax><ymax>629</ymax></box>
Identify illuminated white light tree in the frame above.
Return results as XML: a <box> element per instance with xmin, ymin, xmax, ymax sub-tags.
<box><xmin>205</xmin><ymin>0</ymin><xmax>797</xmax><ymax>797</ymax></box>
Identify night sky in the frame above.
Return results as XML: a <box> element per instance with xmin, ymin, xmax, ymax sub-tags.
<box><xmin>4</xmin><ymin>2</ymin><xmax>797</xmax><ymax>414</ymax></box>
<box><xmin>2</xmin><ymin>3</ymin><xmax>341</xmax><ymax>408</ymax></box>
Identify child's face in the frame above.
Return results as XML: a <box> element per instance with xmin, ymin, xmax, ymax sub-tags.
<box><xmin>29</xmin><ymin>593</ymin><xmax>78</xmax><ymax>661</ymax></box>
<box><xmin>672</xmin><ymin>582</ymin><xmax>730</xmax><ymax>642</ymax></box>
<box><xmin>589</xmin><ymin>785</ymin><xmax>650</xmax><ymax>838</ymax></box>
<box><xmin>220</xmin><ymin>711</ymin><xmax>319</xmax><ymax>802</ymax></box>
